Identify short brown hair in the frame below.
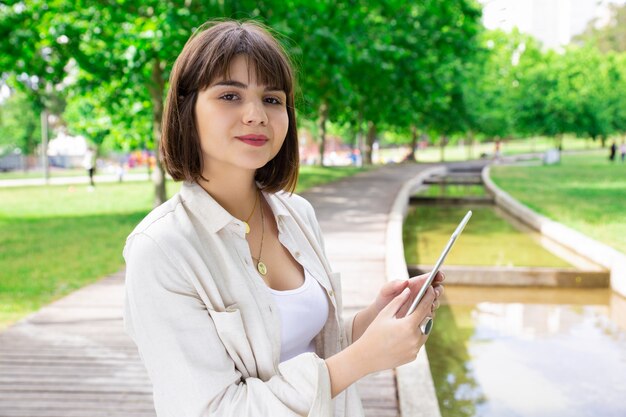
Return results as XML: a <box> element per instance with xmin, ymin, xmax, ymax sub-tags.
<box><xmin>161</xmin><ymin>20</ymin><xmax>299</xmax><ymax>193</ymax></box>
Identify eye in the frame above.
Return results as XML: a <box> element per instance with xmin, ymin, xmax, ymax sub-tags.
<box><xmin>264</xmin><ymin>96</ymin><xmax>284</xmax><ymax>105</ymax></box>
<box><xmin>219</xmin><ymin>93</ymin><xmax>239</xmax><ymax>101</ymax></box>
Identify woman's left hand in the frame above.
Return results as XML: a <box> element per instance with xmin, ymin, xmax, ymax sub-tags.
<box><xmin>373</xmin><ymin>272</ymin><xmax>445</xmax><ymax>318</ymax></box>
<box><xmin>352</xmin><ymin>271</ymin><xmax>445</xmax><ymax>343</ymax></box>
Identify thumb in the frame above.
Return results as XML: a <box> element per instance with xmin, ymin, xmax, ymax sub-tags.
<box><xmin>380</xmin><ymin>287</ymin><xmax>411</xmax><ymax>318</ymax></box>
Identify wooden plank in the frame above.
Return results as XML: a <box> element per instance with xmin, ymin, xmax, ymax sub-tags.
<box><xmin>0</xmin><ymin>409</ymin><xmax>155</xmax><ymax>417</ymax></box>
<box><xmin>0</xmin><ymin>391</ymin><xmax>151</xmax><ymax>401</ymax></box>
<box><xmin>0</xmin><ymin>384</ymin><xmax>152</xmax><ymax>394</ymax></box>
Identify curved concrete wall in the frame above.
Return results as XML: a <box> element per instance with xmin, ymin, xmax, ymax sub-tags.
<box><xmin>386</xmin><ymin>165</ymin><xmax>446</xmax><ymax>417</ymax></box>
<box><xmin>483</xmin><ymin>165</ymin><xmax>626</xmax><ymax>298</ymax></box>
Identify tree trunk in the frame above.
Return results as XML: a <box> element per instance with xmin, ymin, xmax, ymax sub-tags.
<box><xmin>149</xmin><ymin>57</ymin><xmax>167</xmax><ymax>206</ymax></box>
<box><xmin>356</xmin><ymin>112</ymin><xmax>364</xmax><ymax>167</ymax></box>
<box><xmin>318</xmin><ymin>102</ymin><xmax>328</xmax><ymax>166</ymax></box>
<box><xmin>439</xmin><ymin>135</ymin><xmax>446</xmax><ymax>162</ymax></box>
<box><xmin>40</xmin><ymin>109</ymin><xmax>49</xmax><ymax>183</ymax></box>
<box><xmin>408</xmin><ymin>124</ymin><xmax>418</xmax><ymax>162</ymax></box>
<box><xmin>600</xmin><ymin>135</ymin><xmax>606</xmax><ymax>148</ymax></box>
<box><xmin>364</xmin><ymin>121</ymin><xmax>376</xmax><ymax>165</ymax></box>
<box><xmin>25</xmin><ymin>113</ymin><xmax>38</xmax><ymax>157</ymax></box>
<box><xmin>467</xmin><ymin>131</ymin><xmax>475</xmax><ymax>160</ymax></box>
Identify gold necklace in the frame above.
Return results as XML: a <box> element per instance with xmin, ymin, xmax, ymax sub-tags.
<box><xmin>251</xmin><ymin>195</ymin><xmax>267</xmax><ymax>276</ymax></box>
<box><xmin>243</xmin><ymin>191</ymin><xmax>258</xmax><ymax>234</ymax></box>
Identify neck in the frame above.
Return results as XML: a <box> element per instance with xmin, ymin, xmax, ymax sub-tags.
<box><xmin>197</xmin><ymin>167</ymin><xmax>259</xmax><ymax>221</ymax></box>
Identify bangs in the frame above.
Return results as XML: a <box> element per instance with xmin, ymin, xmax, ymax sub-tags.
<box><xmin>195</xmin><ymin>23</ymin><xmax>293</xmax><ymax>94</ymax></box>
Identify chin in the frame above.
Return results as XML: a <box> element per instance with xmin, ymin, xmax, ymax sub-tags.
<box><xmin>238</xmin><ymin>156</ymin><xmax>273</xmax><ymax>171</ymax></box>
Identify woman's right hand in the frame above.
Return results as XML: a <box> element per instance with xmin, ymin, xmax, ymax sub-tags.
<box><xmin>355</xmin><ymin>284</ymin><xmax>437</xmax><ymax>374</ymax></box>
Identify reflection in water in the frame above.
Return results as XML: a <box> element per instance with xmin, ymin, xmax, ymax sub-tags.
<box><xmin>429</xmin><ymin>287</ymin><xmax>626</xmax><ymax>417</ymax></box>
<box><xmin>428</xmin><ymin>305</ymin><xmax>486</xmax><ymax>417</ymax></box>
<box><xmin>403</xmin><ymin>205</ymin><xmax>571</xmax><ymax>267</ymax></box>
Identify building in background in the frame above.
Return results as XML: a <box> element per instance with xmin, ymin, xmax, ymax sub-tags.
<box><xmin>480</xmin><ymin>0</ymin><xmax>625</xmax><ymax>49</ymax></box>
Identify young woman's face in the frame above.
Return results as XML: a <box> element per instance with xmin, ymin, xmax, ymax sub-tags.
<box><xmin>194</xmin><ymin>54</ymin><xmax>289</xmax><ymax>177</ymax></box>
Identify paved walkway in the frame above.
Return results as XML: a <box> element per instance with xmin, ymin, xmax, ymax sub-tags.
<box><xmin>0</xmin><ymin>162</ymin><xmax>434</xmax><ymax>417</ymax></box>
<box><xmin>0</xmin><ymin>173</ymin><xmax>150</xmax><ymax>188</ymax></box>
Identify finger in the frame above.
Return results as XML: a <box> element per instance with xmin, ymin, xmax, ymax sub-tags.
<box><xmin>408</xmin><ymin>286</ymin><xmax>437</xmax><ymax>323</ymax></box>
<box><xmin>406</xmin><ymin>274</ymin><xmax>429</xmax><ymax>294</ymax></box>
<box><xmin>433</xmin><ymin>284</ymin><xmax>444</xmax><ymax>298</ymax></box>
<box><xmin>408</xmin><ymin>271</ymin><xmax>444</xmax><ymax>292</ymax></box>
<box><xmin>380</xmin><ymin>279</ymin><xmax>408</xmax><ymax>297</ymax></box>
<box><xmin>380</xmin><ymin>287</ymin><xmax>411</xmax><ymax>318</ymax></box>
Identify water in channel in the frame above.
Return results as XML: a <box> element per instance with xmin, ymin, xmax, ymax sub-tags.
<box><xmin>404</xmin><ymin>180</ymin><xmax>626</xmax><ymax>417</ymax></box>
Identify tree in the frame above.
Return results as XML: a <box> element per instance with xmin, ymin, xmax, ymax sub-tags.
<box><xmin>464</xmin><ymin>29</ymin><xmax>521</xmax><ymax>148</ymax></box>
<box><xmin>575</xmin><ymin>3</ymin><xmax>626</xmax><ymax>53</ymax></box>
<box><xmin>0</xmin><ymin>1</ymin><xmax>72</xmax><ymax>169</ymax></box>
<box><xmin>413</xmin><ymin>0</ymin><xmax>483</xmax><ymax>161</ymax></box>
<box><xmin>40</xmin><ymin>0</ymin><xmax>282</xmax><ymax>205</ymax></box>
<box><xmin>0</xmin><ymin>86</ymin><xmax>41</xmax><ymax>155</ymax></box>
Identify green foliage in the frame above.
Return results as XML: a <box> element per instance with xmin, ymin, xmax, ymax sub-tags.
<box><xmin>2</xmin><ymin>0</ymin><xmax>625</xmax><ymax>162</ymax></box>
<box><xmin>0</xmin><ymin>0</ymin><xmax>484</xmax><ymax>151</ymax></box>
<box><xmin>0</xmin><ymin>88</ymin><xmax>41</xmax><ymax>154</ymax></box>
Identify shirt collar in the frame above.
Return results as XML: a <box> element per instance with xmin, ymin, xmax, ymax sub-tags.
<box><xmin>179</xmin><ymin>181</ymin><xmax>292</xmax><ymax>234</ymax></box>
<box><xmin>179</xmin><ymin>181</ymin><xmax>233</xmax><ymax>234</ymax></box>
<box><xmin>262</xmin><ymin>188</ymin><xmax>292</xmax><ymax>220</ymax></box>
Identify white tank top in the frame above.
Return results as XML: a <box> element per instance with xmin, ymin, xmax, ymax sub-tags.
<box><xmin>268</xmin><ymin>268</ymin><xmax>330</xmax><ymax>363</ymax></box>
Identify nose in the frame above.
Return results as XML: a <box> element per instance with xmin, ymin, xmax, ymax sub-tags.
<box><xmin>243</xmin><ymin>99</ymin><xmax>268</xmax><ymax>126</ymax></box>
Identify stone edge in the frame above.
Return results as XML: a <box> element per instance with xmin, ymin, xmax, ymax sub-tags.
<box><xmin>482</xmin><ymin>165</ymin><xmax>626</xmax><ymax>298</ymax></box>
<box><xmin>386</xmin><ymin>164</ymin><xmax>446</xmax><ymax>417</ymax></box>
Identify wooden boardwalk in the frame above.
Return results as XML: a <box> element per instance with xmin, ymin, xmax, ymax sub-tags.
<box><xmin>0</xmin><ymin>163</ymin><xmax>432</xmax><ymax>417</ymax></box>
<box><xmin>0</xmin><ymin>273</ymin><xmax>155</xmax><ymax>417</ymax></box>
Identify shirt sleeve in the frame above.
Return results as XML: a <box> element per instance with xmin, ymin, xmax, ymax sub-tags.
<box><xmin>123</xmin><ymin>232</ymin><xmax>333</xmax><ymax>417</ymax></box>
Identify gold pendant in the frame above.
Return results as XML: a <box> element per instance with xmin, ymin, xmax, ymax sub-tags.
<box><xmin>244</xmin><ymin>221</ymin><xmax>250</xmax><ymax>234</ymax></box>
<box><xmin>257</xmin><ymin>261</ymin><xmax>267</xmax><ymax>276</ymax></box>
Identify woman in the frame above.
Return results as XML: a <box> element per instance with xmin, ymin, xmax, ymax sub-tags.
<box><xmin>123</xmin><ymin>20</ymin><xmax>443</xmax><ymax>417</ymax></box>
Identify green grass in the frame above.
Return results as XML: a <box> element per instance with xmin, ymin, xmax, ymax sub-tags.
<box><xmin>413</xmin><ymin>135</ymin><xmax>600</xmax><ymax>163</ymax></box>
<box><xmin>0</xmin><ymin>168</ymin><xmax>85</xmax><ymax>180</ymax></box>
<box><xmin>0</xmin><ymin>166</ymin><xmax>150</xmax><ymax>180</ymax></box>
<box><xmin>403</xmin><ymin>205</ymin><xmax>571</xmax><ymax>267</ymax></box>
<box><xmin>0</xmin><ymin>165</ymin><xmax>367</xmax><ymax>328</ymax></box>
<box><xmin>490</xmin><ymin>150</ymin><xmax>626</xmax><ymax>254</ymax></box>
<box><xmin>417</xmin><ymin>184</ymin><xmax>487</xmax><ymax>198</ymax></box>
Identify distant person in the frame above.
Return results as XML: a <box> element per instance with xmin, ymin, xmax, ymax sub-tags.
<box><xmin>609</xmin><ymin>141</ymin><xmax>617</xmax><ymax>162</ymax></box>
<box><xmin>82</xmin><ymin>146</ymin><xmax>97</xmax><ymax>189</ymax></box>
<box><xmin>116</xmin><ymin>159</ymin><xmax>125</xmax><ymax>182</ymax></box>
<box><xmin>620</xmin><ymin>140</ymin><xmax>625</xmax><ymax>163</ymax></box>
<box><xmin>122</xmin><ymin>20</ymin><xmax>444</xmax><ymax>417</ymax></box>
<box><xmin>494</xmin><ymin>139</ymin><xmax>502</xmax><ymax>161</ymax></box>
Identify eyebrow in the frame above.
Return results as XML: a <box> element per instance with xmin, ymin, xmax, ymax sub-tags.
<box><xmin>212</xmin><ymin>80</ymin><xmax>284</xmax><ymax>93</ymax></box>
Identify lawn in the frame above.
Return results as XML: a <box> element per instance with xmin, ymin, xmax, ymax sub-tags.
<box><xmin>413</xmin><ymin>135</ymin><xmax>599</xmax><ymax>162</ymax></box>
<box><xmin>490</xmin><ymin>150</ymin><xmax>626</xmax><ymax>255</ymax></box>
<box><xmin>0</xmin><ymin>165</ymin><xmax>367</xmax><ymax>328</ymax></box>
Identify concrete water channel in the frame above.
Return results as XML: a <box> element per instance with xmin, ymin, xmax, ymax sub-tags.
<box><xmin>403</xmin><ymin>163</ymin><xmax>626</xmax><ymax>417</ymax></box>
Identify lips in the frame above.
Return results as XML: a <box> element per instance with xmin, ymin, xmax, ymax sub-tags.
<box><xmin>236</xmin><ymin>134</ymin><xmax>269</xmax><ymax>147</ymax></box>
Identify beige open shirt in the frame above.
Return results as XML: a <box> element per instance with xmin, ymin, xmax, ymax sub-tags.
<box><xmin>123</xmin><ymin>181</ymin><xmax>365</xmax><ymax>416</ymax></box>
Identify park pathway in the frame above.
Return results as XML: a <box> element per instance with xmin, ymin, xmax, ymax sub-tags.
<box><xmin>0</xmin><ymin>162</ymin><xmax>435</xmax><ymax>417</ymax></box>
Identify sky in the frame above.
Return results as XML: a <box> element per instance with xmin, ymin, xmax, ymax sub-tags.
<box><xmin>479</xmin><ymin>0</ymin><xmax>626</xmax><ymax>49</ymax></box>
